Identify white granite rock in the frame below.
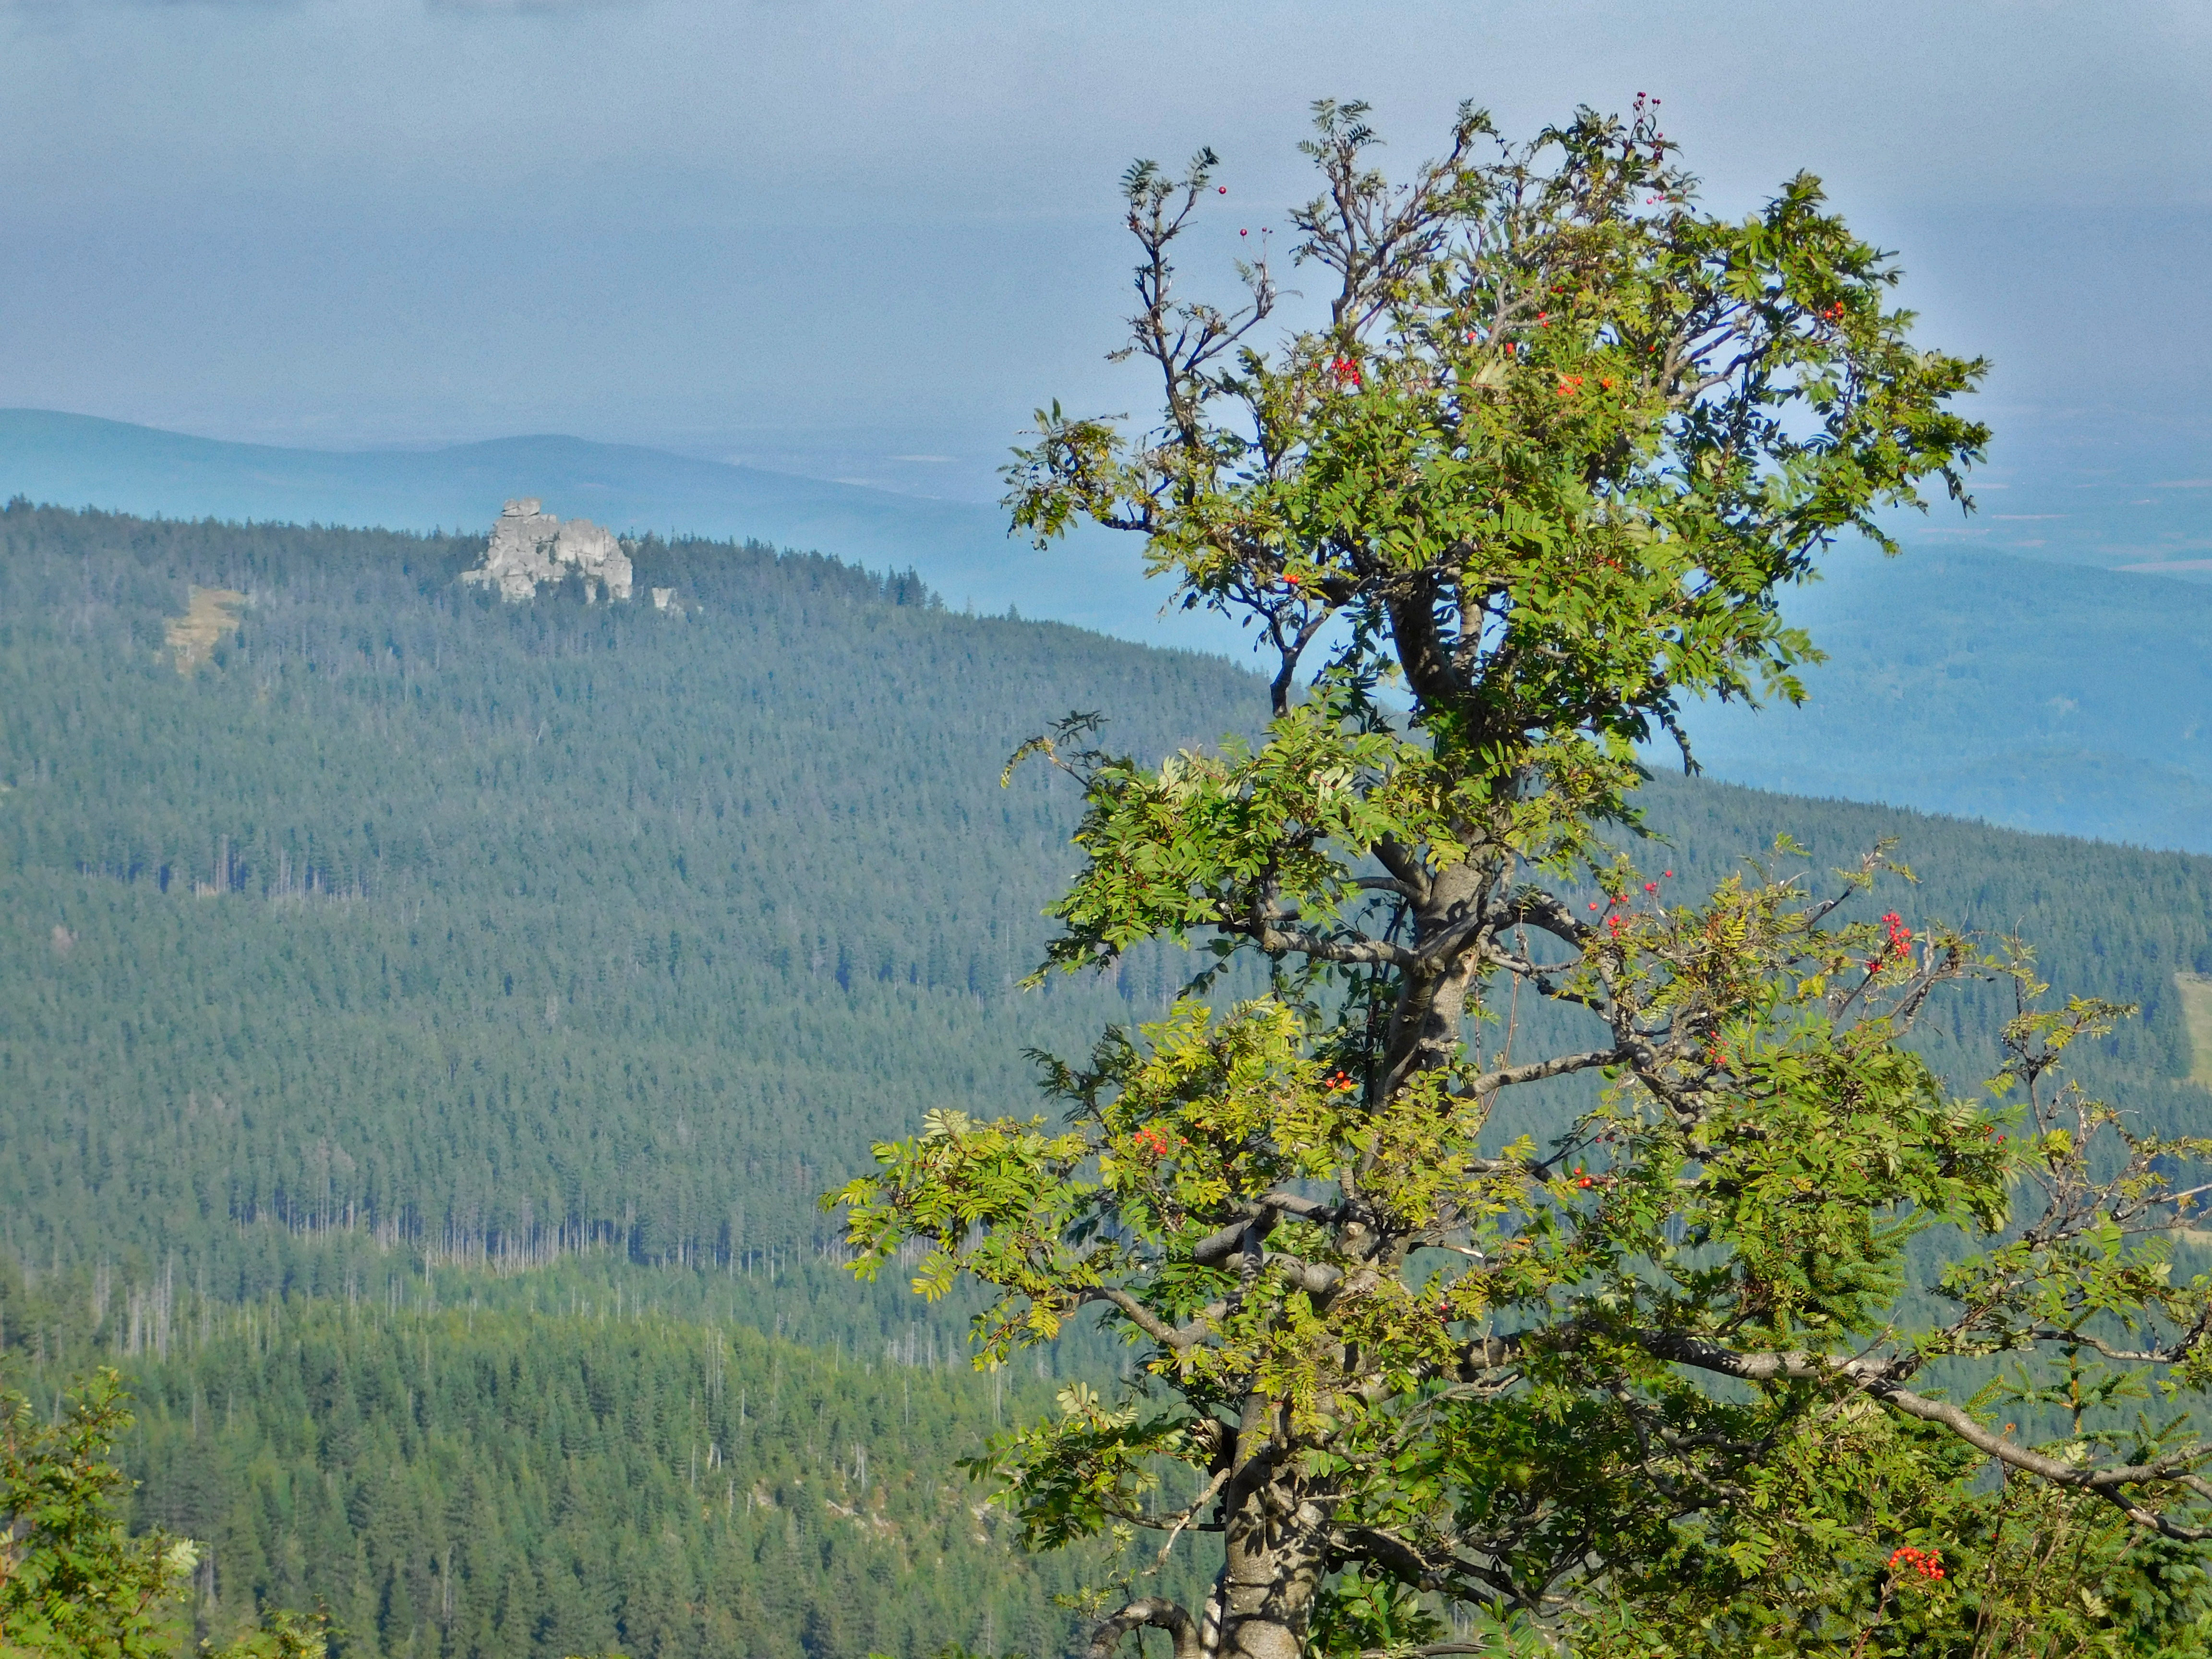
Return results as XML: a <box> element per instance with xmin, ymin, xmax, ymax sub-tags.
<box><xmin>555</xmin><ymin>517</ymin><xmax>633</xmax><ymax>601</ymax></box>
<box><xmin>461</xmin><ymin>499</ymin><xmax>634</xmax><ymax>602</ymax></box>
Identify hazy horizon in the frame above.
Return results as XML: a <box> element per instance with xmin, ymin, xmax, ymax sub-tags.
<box><xmin>5</xmin><ymin>1</ymin><xmax>2210</xmax><ymax>588</ymax></box>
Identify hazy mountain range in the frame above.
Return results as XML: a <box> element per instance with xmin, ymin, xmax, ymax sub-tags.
<box><xmin>3</xmin><ymin>405</ymin><xmax>2206</xmax><ymax>855</ymax></box>
<box><xmin>0</xmin><ymin>407</ymin><xmax>1189</xmax><ymax>648</ymax></box>
<box><xmin>1671</xmin><ymin>540</ymin><xmax>2212</xmax><ymax>854</ymax></box>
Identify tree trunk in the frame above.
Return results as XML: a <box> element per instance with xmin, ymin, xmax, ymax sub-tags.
<box><xmin>1207</xmin><ymin>1473</ymin><xmax>1329</xmax><ymax>1659</ymax></box>
<box><xmin>1387</xmin><ymin>855</ymin><xmax>1494</xmax><ymax>1086</ymax></box>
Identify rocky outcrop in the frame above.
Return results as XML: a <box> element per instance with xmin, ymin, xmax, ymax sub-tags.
<box><xmin>461</xmin><ymin>499</ymin><xmax>634</xmax><ymax>602</ymax></box>
<box><xmin>554</xmin><ymin>518</ymin><xmax>631</xmax><ymax>600</ymax></box>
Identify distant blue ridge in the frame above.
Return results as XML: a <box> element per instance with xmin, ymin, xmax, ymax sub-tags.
<box><xmin>7</xmin><ymin>407</ymin><xmax>2210</xmax><ymax>858</ymax></box>
<box><xmin>0</xmin><ymin>408</ymin><xmax>1227</xmax><ymax>654</ymax></box>
<box><xmin>1660</xmin><ymin>538</ymin><xmax>2212</xmax><ymax>855</ymax></box>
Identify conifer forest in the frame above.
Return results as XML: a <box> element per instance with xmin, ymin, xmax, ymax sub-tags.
<box><xmin>3</xmin><ymin>491</ymin><xmax>2211</xmax><ymax>1655</ymax></box>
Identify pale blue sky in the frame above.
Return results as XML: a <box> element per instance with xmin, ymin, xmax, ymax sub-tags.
<box><xmin>3</xmin><ymin>0</ymin><xmax>2209</xmax><ymax>566</ymax></box>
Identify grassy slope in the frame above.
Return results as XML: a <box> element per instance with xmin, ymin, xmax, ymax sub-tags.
<box><xmin>2180</xmin><ymin>974</ymin><xmax>2212</xmax><ymax>1090</ymax></box>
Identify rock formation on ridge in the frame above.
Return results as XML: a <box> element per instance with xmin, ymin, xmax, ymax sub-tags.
<box><xmin>461</xmin><ymin>499</ymin><xmax>634</xmax><ymax>602</ymax></box>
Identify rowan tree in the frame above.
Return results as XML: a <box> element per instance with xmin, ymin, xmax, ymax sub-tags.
<box><xmin>0</xmin><ymin>1371</ymin><xmax>192</xmax><ymax>1659</ymax></box>
<box><xmin>0</xmin><ymin>1371</ymin><xmax>328</xmax><ymax>1659</ymax></box>
<box><xmin>832</xmin><ymin>100</ymin><xmax>2212</xmax><ymax>1658</ymax></box>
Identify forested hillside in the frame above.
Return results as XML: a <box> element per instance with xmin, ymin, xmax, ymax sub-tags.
<box><xmin>0</xmin><ymin>501</ymin><xmax>1257</xmax><ymax>1314</ymax></box>
<box><xmin>0</xmin><ymin>1253</ymin><xmax>1171</xmax><ymax>1659</ymax></box>
<box><xmin>5</xmin><ymin>495</ymin><xmax>2211</xmax><ymax>1318</ymax></box>
<box><xmin>4</xmin><ymin>501</ymin><xmax>2212</xmax><ymax>1656</ymax></box>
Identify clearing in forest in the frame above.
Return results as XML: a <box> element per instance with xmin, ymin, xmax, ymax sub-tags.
<box><xmin>164</xmin><ymin>586</ymin><xmax>246</xmax><ymax>672</ymax></box>
<box><xmin>2180</xmin><ymin>974</ymin><xmax>2212</xmax><ymax>1089</ymax></box>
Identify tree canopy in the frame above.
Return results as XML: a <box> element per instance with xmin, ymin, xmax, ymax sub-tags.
<box><xmin>834</xmin><ymin>101</ymin><xmax>2212</xmax><ymax>1658</ymax></box>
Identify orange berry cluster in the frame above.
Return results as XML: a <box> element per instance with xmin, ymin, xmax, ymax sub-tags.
<box><xmin>1889</xmin><ymin>1546</ymin><xmax>1946</xmax><ymax>1582</ymax></box>
<box><xmin>1323</xmin><ymin>1070</ymin><xmax>1358</xmax><ymax>1095</ymax></box>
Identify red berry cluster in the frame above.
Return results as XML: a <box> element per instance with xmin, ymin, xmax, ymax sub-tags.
<box><xmin>1572</xmin><ymin>1165</ymin><xmax>1595</xmax><ymax>1190</ymax></box>
<box><xmin>1323</xmin><ymin>1070</ymin><xmax>1357</xmax><ymax>1095</ymax></box>
<box><xmin>1555</xmin><ymin>374</ymin><xmax>1585</xmax><ymax>399</ymax></box>
<box><xmin>1888</xmin><ymin>1545</ymin><xmax>1946</xmax><ymax>1583</ymax></box>
<box><xmin>1329</xmin><ymin>355</ymin><xmax>1362</xmax><ymax>389</ymax></box>
<box><xmin>1870</xmin><ymin>911</ymin><xmax>1913</xmax><ymax>972</ymax></box>
<box><xmin>1586</xmin><ymin>872</ymin><xmax>1670</xmax><ymax>939</ymax></box>
<box><xmin>1586</xmin><ymin>892</ymin><xmax>1630</xmax><ymax>938</ymax></box>
<box><xmin>1131</xmin><ymin>1126</ymin><xmax>1174</xmax><ymax>1157</ymax></box>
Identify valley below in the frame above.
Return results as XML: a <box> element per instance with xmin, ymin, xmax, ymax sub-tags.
<box><xmin>4</xmin><ymin>499</ymin><xmax>2212</xmax><ymax>1657</ymax></box>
